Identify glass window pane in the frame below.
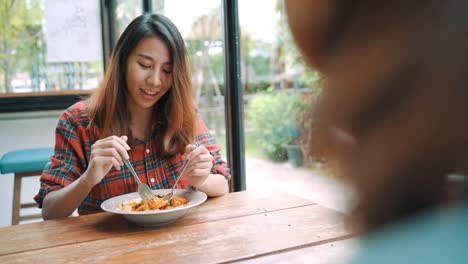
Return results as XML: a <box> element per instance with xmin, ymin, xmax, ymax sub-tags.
<box><xmin>157</xmin><ymin>0</ymin><xmax>227</xmax><ymax>156</ymax></box>
<box><xmin>239</xmin><ymin>0</ymin><xmax>323</xmax><ymax>190</ymax></box>
<box><xmin>0</xmin><ymin>0</ymin><xmax>104</xmax><ymax>95</ymax></box>
<box><xmin>115</xmin><ymin>0</ymin><xmax>143</xmax><ymax>37</ymax></box>
<box><xmin>151</xmin><ymin>0</ymin><xmax>165</xmax><ymax>13</ymax></box>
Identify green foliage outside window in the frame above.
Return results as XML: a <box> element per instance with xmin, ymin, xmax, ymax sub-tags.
<box><xmin>247</xmin><ymin>90</ymin><xmax>305</xmax><ymax>161</ymax></box>
<box><xmin>0</xmin><ymin>0</ymin><xmax>43</xmax><ymax>92</ymax></box>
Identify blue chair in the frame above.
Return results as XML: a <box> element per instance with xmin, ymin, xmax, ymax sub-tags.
<box><xmin>0</xmin><ymin>147</ymin><xmax>53</xmax><ymax>225</ymax></box>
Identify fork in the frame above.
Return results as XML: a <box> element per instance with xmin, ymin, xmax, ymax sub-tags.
<box><xmin>161</xmin><ymin>158</ymin><xmax>191</xmax><ymax>202</ymax></box>
<box><xmin>123</xmin><ymin>159</ymin><xmax>156</xmax><ymax>204</ymax></box>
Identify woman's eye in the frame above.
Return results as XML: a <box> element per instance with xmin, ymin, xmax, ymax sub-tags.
<box><xmin>138</xmin><ymin>63</ymin><xmax>151</xmax><ymax>69</ymax></box>
<box><xmin>163</xmin><ymin>69</ymin><xmax>172</xmax><ymax>74</ymax></box>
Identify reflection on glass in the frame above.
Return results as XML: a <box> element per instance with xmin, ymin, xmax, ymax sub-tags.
<box><xmin>0</xmin><ymin>0</ymin><xmax>104</xmax><ymax>95</ymax></box>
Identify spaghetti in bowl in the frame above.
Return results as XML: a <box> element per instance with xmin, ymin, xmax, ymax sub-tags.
<box><xmin>100</xmin><ymin>189</ymin><xmax>207</xmax><ymax>226</ymax></box>
<box><xmin>118</xmin><ymin>195</ymin><xmax>189</xmax><ymax>211</ymax></box>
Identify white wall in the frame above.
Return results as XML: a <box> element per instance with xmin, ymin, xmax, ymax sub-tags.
<box><xmin>0</xmin><ymin>110</ymin><xmax>61</xmax><ymax>227</ymax></box>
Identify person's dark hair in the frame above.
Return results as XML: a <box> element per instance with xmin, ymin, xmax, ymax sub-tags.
<box><xmin>88</xmin><ymin>13</ymin><xmax>196</xmax><ymax>157</ymax></box>
<box><xmin>286</xmin><ymin>0</ymin><xmax>468</xmax><ymax>233</ymax></box>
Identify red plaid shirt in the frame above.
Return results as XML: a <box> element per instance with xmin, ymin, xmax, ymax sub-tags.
<box><xmin>35</xmin><ymin>101</ymin><xmax>230</xmax><ymax>215</ymax></box>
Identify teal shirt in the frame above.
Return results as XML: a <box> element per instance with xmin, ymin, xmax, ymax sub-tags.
<box><xmin>352</xmin><ymin>201</ymin><xmax>468</xmax><ymax>263</ymax></box>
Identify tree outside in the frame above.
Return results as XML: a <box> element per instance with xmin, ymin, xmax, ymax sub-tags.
<box><xmin>0</xmin><ymin>0</ymin><xmax>43</xmax><ymax>93</ymax></box>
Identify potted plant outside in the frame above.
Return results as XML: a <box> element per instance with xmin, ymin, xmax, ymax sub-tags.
<box><xmin>283</xmin><ymin>126</ymin><xmax>303</xmax><ymax>166</ymax></box>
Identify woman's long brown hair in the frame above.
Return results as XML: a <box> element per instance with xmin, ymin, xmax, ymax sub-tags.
<box><xmin>88</xmin><ymin>14</ymin><xmax>196</xmax><ymax>157</ymax></box>
<box><xmin>286</xmin><ymin>0</ymin><xmax>468</xmax><ymax>233</ymax></box>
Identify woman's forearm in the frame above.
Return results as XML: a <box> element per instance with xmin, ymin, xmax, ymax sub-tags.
<box><xmin>41</xmin><ymin>173</ymin><xmax>94</xmax><ymax>220</ymax></box>
<box><xmin>197</xmin><ymin>173</ymin><xmax>229</xmax><ymax>197</ymax></box>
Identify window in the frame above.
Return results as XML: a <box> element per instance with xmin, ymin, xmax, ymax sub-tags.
<box><xmin>152</xmin><ymin>1</ymin><xmax>228</xmax><ymax>155</ymax></box>
<box><xmin>239</xmin><ymin>0</ymin><xmax>322</xmax><ymax>189</ymax></box>
<box><xmin>0</xmin><ymin>0</ymin><xmax>105</xmax><ymax>112</ymax></box>
<box><xmin>115</xmin><ymin>0</ymin><xmax>142</xmax><ymax>36</ymax></box>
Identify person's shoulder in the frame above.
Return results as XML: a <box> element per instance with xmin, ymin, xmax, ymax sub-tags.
<box><xmin>59</xmin><ymin>100</ymin><xmax>90</xmax><ymax>126</ymax></box>
<box><xmin>352</xmin><ymin>202</ymin><xmax>468</xmax><ymax>264</ymax></box>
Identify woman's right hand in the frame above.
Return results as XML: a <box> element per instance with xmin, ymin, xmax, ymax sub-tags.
<box><xmin>82</xmin><ymin>135</ymin><xmax>130</xmax><ymax>187</ymax></box>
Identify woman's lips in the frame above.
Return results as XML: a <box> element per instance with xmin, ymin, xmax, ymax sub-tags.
<box><xmin>140</xmin><ymin>88</ymin><xmax>158</xmax><ymax>100</ymax></box>
<box><xmin>141</xmin><ymin>88</ymin><xmax>157</xmax><ymax>95</ymax></box>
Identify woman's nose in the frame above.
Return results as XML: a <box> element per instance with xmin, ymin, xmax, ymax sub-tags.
<box><xmin>147</xmin><ymin>70</ymin><xmax>162</xmax><ymax>87</ymax></box>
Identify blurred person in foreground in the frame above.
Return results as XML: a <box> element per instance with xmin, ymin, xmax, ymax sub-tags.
<box><xmin>285</xmin><ymin>0</ymin><xmax>468</xmax><ymax>263</ymax></box>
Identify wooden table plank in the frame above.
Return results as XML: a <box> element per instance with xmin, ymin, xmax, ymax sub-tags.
<box><xmin>0</xmin><ymin>190</ymin><xmax>315</xmax><ymax>256</ymax></box>
<box><xmin>234</xmin><ymin>238</ymin><xmax>359</xmax><ymax>264</ymax></box>
<box><xmin>0</xmin><ymin>204</ymin><xmax>348</xmax><ymax>263</ymax></box>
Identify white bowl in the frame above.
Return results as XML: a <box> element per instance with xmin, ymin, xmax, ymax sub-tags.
<box><xmin>100</xmin><ymin>189</ymin><xmax>207</xmax><ymax>227</ymax></box>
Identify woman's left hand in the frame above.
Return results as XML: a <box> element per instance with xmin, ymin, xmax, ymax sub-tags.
<box><xmin>184</xmin><ymin>144</ymin><xmax>213</xmax><ymax>187</ymax></box>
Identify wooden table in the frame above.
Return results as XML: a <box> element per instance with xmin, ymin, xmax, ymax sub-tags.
<box><xmin>0</xmin><ymin>190</ymin><xmax>355</xmax><ymax>263</ymax></box>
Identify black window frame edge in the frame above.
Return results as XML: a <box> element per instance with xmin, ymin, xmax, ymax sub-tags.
<box><xmin>223</xmin><ymin>0</ymin><xmax>246</xmax><ymax>192</ymax></box>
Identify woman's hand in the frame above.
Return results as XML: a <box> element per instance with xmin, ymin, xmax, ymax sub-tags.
<box><xmin>82</xmin><ymin>135</ymin><xmax>130</xmax><ymax>187</ymax></box>
<box><xmin>184</xmin><ymin>144</ymin><xmax>213</xmax><ymax>188</ymax></box>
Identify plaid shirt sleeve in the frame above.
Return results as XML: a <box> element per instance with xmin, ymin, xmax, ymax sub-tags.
<box><xmin>34</xmin><ymin>103</ymin><xmax>89</xmax><ymax>208</ymax></box>
<box><xmin>195</xmin><ymin>117</ymin><xmax>231</xmax><ymax>181</ymax></box>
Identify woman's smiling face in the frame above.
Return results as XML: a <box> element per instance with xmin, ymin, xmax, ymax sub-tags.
<box><xmin>125</xmin><ymin>36</ymin><xmax>173</xmax><ymax>113</ymax></box>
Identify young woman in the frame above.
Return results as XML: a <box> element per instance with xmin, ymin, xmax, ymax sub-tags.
<box><xmin>35</xmin><ymin>14</ymin><xmax>230</xmax><ymax>220</ymax></box>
